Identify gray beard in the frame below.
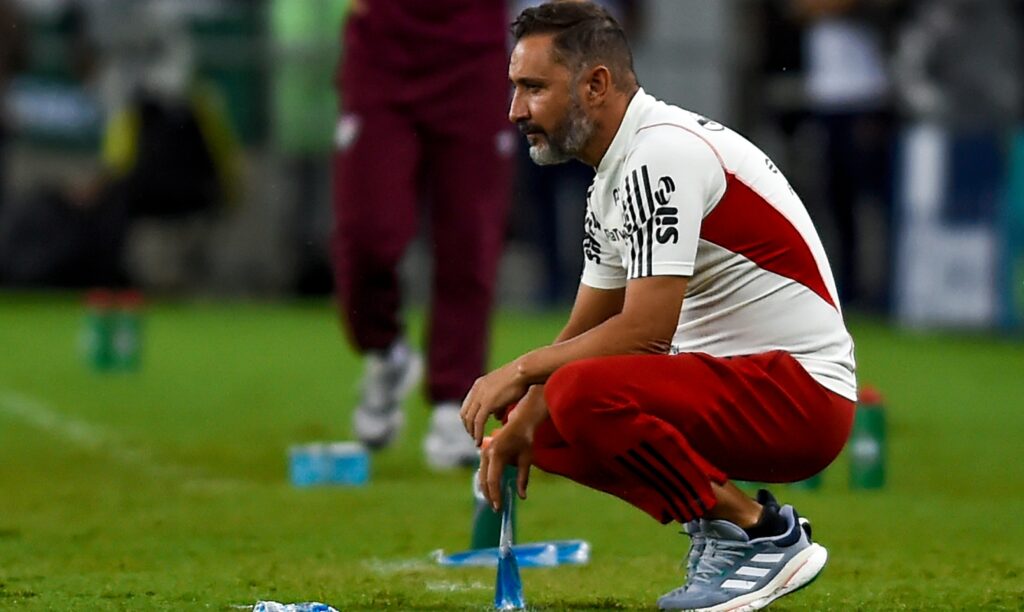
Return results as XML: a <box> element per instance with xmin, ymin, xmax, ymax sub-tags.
<box><xmin>528</xmin><ymin>100</ymin><xmax>595</xmax><ymax>166</ymax></box>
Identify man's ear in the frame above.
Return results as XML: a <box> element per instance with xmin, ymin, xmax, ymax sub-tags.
<box><xmin>584</xmin><ymin>65</ymin><xmax>612</xmax><ymax>103</ymax></box>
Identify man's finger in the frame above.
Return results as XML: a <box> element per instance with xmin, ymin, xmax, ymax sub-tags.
<box><xmin>460</xmin><ymin>380</ymin><xmax>482</xmax><ymax>433</ymax></box>
<box><xmin>485</xmin><ymin>447</ymin><xmax>504</xmax><ymax>511</ymax></box>
<box><xmin>460</xmin><ymin>394</ymin><xmax>475</xmax><ymax>434</ymax></box>
<box><xmin>478</xmin><ymin>446</ymin><xmax>492</xmax><ymax>508</ymax></box>
<box><xmin>473</xmin><ymin>407</ymin><xmax>490</xmax><ymax>447</ymax></box>
<box><xmin>516</xmin><ymin>460</ymin><xmax>531</xmax><ymax>500</ymax></box>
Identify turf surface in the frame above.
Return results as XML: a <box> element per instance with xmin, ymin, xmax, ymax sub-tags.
<box><xmin>0</xmin><ymin>294</ymin><xmax>1022</xmax><ymax>610</ymax></box>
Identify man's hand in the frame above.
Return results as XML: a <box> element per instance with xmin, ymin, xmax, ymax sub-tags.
<box><xmin>460</xmin><ymin>360</ymin><xmax>530</xmax><ymax>446</ymax></box>
<box><xmin>479</xmin><ymin>419</ymin><xmax>535</xmax><ymax>511</ymax></box>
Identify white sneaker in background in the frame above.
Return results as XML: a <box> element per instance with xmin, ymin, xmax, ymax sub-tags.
<box><xmin>351</xmin><ymin>340</ymin><xmax>422</xmax><ymax>449</ymax></box>
<box><xmin>423</xmin><ymin>402</ymin><xmax>480</xmax><ymax>470</ymax></box>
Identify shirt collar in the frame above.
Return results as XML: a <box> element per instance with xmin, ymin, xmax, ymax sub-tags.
<box><xmin>596</xmin><ymin>87</ymin><xmax>652</xmax><ymax>176</ymax></box>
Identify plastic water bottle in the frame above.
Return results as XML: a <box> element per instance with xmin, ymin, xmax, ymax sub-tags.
<box><xmin>112</xmin><ymin>290</ymin><xmax>144</xmax><ymax>371</ymax></box>
<box><xmin>288</xmin><ymin>442</ymin><xmax>369</xmax><ymax>487</ymax></box>
<box><xmin>471</xmin><ymin>437</ymin><xmax>517</xmax><ymax>549</ymax></box>
<box><xmin>81</xmin><ymin>289</ymin><xmax>114</xmax><ymax>371</ymax></box>
<box><xmin>472</xmin><ymin>467</ymin><xmax>517</xmax><ymax>549</ymax></box>
<box><xmin>494</xmin><ymin>479</ymin><xmax>525</xmax><ymax>610</ymax></box>
<box><xmin>253</xmin><ymin>601</ymin><xmax>338</xmax><ymax>612</ymax></box>
<box><xmin>790</xmin><ymin>471</ymin><xmax>823</xmax><ymax>491</ymax></box>
<box><xmin>849</xmin><ymin>386</ymin><xmax>886</xmax><ymax>489</ymax></box>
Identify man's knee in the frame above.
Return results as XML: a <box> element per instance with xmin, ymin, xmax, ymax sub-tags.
<box><xmin>544</xmin><ymin>359</ymin><xmax>616</xmax><ymax>441</ymax></box>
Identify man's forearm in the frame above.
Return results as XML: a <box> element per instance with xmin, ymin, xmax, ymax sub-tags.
<box><xmin>515</xmin><ymin>276</ymin><xmax>685</xmax><ymax>386</ymax></box>
<box><xmin>507</xmin><ymin>313</ymin><xmax>657</xmax><ymax>430</ymax></box>
<box><xmin>515</xmin><ymin>311</ymin><xmax>671</xmax><ymax>385</ymax></box>
<box><xmin>510</xmin><ymin>309</ymin><xmax>605</xmax><ymax>427</ymax></box>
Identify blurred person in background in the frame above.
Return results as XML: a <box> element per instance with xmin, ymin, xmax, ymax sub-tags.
<box><xmin>0</xmin><ymin>0</ymin><xmax>26</xmax><ymax>216</ymax></box>
<box><xmin>790</xmin><ymin>0</ymin><xmax>902</xmax><ymax>311</ymax></box>
<box><xmin>889</xmin><ymin>0</ymin><xmax>1021</xmax><ymax>327</ymax></box>
<box><xmin>0</xmin><ymin>1</ymin><xmax>239</xmax><ymax>289</ymax></box>
<box><xmin>512</xmin><ymin>0</ymin><xmax>642</xmax><ymax>307</ymax></box>
<box><xmin>332</xmin><ymin>0</ymin><xmax>515</xmax><ymax>469</ymax></box>
<box><xmin>94</xmin><ymin>1</ymin><xmax>240</xmax><ymax>290</ymax></box>
<box><xmin>894</xmin><ymin>0</ymin><xmax>1021</xmax><ymax>137</ymax></box>
<box><xmin>463</xmin><ymin>3</ymin><xmax>855</xmax><ymax>610</ymax></box>
<box><xmin>0</xmin><ymin>1</ymin><xmax>109</xmax><ymax>287</ymax></box>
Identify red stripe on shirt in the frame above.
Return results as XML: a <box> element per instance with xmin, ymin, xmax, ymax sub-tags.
<box><xmin>700</xmin><ymin>174</ymin><xmax>837</xmax><ymax>309</ymax></box>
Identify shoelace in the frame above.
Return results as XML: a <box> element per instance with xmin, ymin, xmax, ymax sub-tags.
<box><xmin>690</xmin><ymin>538</ymin><xmax>751</xmax><ymax>585</ymax></box>
<box><xmin>683</xmin><ymin>531</ymin><xmax>707</xmax><ymax>581</ymax></box>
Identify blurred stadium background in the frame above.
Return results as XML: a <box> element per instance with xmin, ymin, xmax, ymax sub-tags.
<box><xmin>2</xmin><ymin>0</ymin><xmax>1021</xmax><ymax>322</ymax></box>
<box><xmin>1</xmin><ymin>0</ymin><xmax>1023</xmax><ymax>610</ymax></box>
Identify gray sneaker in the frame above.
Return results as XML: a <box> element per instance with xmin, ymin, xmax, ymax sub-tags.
<box><xmin>679</xmin><ymin>520</ymin><xmax>706</xmax><ymax>588</ymax></box>
<box><xmin>657</xmin><ymin>506</ymin><xmax>827</xmax><ymax>611</ymax></box>
<box><xmin>352</xmin><ymin>340</ymin><xmax>422</xmax><ymax>449</ymax></box>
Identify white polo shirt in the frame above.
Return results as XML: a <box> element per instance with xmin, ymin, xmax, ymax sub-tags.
<box><xmin>581</xmin><ymin>89</ymin><xmax>857</xmax><ymax>401</ymax></box>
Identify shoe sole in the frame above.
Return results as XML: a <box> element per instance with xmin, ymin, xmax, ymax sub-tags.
<box><xmin>357</xmin><ymin>410</ymin><xmax>404</xmax><ymax>450</ymax></box>
<box><xmin>670</xmin><ymin>543</ymin><xmax>828</xmax><ymax>612</ymax></box>
<box><xmin>746</xmin><ymin>543</ymin><xmax>827</xmax><ymax>611</ymax></box>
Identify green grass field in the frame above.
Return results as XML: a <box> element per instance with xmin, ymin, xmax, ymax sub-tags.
<box><xmin>1</xmin><ymin>294</ymin><xmax>1023</xmax><ymax>611</ymax></box>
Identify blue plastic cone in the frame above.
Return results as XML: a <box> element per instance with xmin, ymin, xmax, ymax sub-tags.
<box><xmin>494</xmin><ymin>481</ymin><xmax>525</xmax><ymax>610</ymax></box>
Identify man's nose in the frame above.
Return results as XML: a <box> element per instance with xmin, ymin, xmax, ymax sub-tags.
<box><xmin>508</xmin><ymin>90</ymin><xmax>528</xmax><ymax>124</ymax></box>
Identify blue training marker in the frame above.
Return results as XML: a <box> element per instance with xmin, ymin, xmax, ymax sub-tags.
<box><xmin>433</xmin><ymin>539</ymin><xmax>591</xmax><ymax>568</ymax></box>
<box><xmin>494</xmin><ymin>480</ymin><xmax>526</xmax><ymax>610</ymax></box>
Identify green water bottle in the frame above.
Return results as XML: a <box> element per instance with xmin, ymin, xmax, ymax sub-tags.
<box><xmin>790</xmin><ymin>471</ymin><xmax>823</xmax><ymax>491</ymax></box>
<box><xmin>471</xmin><ymin>456</ymin><xmax>517</xmax><ymax>549</ymax></box>
<box><xmin>1011</xmin><ymin>254</ymin><xmax>1024</xmax><ymax>329</ymax></box>
<box><xmin>112</xmin><ymin>290</ymin><xmax>144</xmax><ymax>371</ymax></box>
<box><xmin>1004</xmin><ymin>129</ymin><xmax>1024</xmax><ymax>329</ymax></box>
<box><xmin>81</xmin><ymin>289</ymin><xmax>115</xmax><ymax>371</ymax></box>
<box><xmin>850</xmin><ymin>386</ymin><xmax>886</xmax><ymax>489</ymax></box>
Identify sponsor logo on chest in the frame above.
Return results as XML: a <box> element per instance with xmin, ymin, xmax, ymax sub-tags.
<box><xmin>607</xmin><ymin>165</ymin><xmax>678</xmax><ymax>244</ymax></box>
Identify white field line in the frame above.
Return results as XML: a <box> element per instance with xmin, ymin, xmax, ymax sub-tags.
<box><xmin>362</xmin><ymin>558</ymin><xmax>490</xmax><ymax>593</ymax></box>
<box><xmin>425</xmin><ymin>580</ymin><xmax>489</xmax><ymax>592</ymax></box>
<box><xmin>0</xmin><ymin>387</ymin><xmax>243</xmax><ymax>489</ymax></box>
<box><xmin>361</xmin><ymin>557</ymin><xmax>436</xmax><ymax>574</ymax></box>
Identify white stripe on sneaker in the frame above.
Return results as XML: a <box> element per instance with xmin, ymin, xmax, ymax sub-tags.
<box><xmin>751</xmin><ymin>553</ymin><xmax>785</xmax><ymax>563</ymax></box>
<box><xmin>736</xmin><ymin>566</ymin><xmax>771</xmax><ymax>578</ymax></box>
<box><xmin>722</xmin><ymin>579</ymin><xmax>758</xmax><ymax>590</ymax></box>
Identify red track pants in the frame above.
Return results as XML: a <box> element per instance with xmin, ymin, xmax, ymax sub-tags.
<box><xmin>532</xmin><ymin>351</ymin><xmax>855</xmax><ymax>524</ymax></box>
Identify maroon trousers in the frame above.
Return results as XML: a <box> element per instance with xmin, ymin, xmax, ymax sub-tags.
<box><xmin>531</xmin><ymin>351</ymin><xmax>855</xmax><ymax>524</ymax></box>
<box><xmin>331</xmin><ymin>44</ymin><xmax>513</xmax><ymax>403</ymax></box>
